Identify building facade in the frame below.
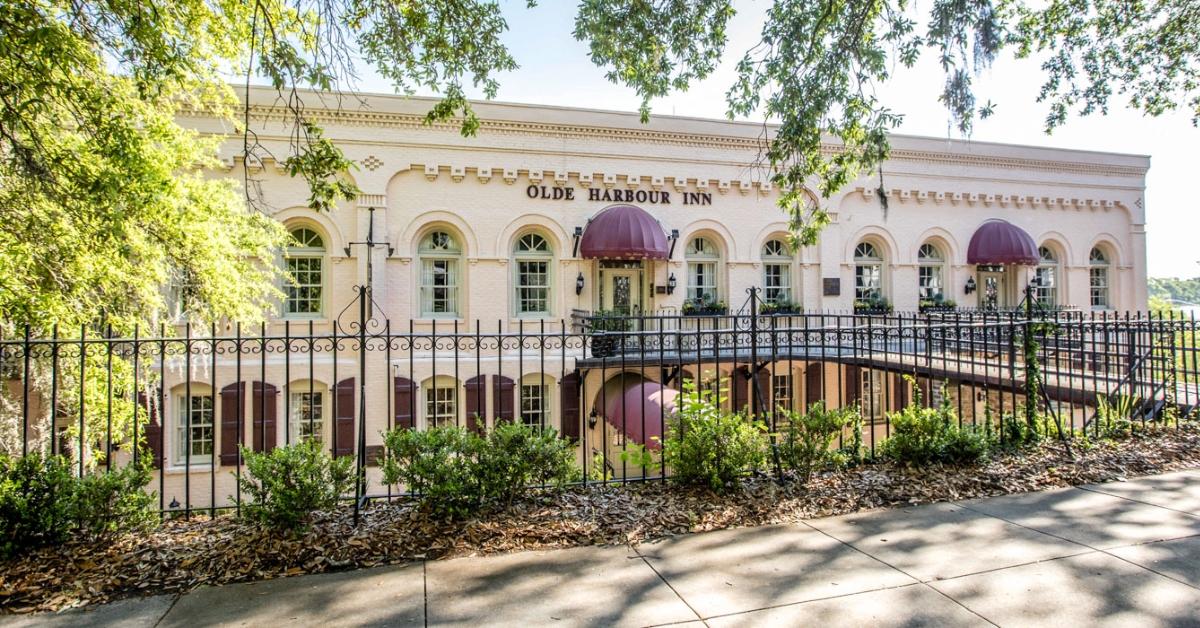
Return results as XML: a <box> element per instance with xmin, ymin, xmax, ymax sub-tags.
<box><xmin>136</xmin><ymin>88</ymin><xmax>1152</xmax><ymax>508</ymax></box>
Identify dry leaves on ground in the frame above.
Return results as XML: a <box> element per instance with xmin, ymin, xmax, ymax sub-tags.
<box><xmin>2</xmin><ymin>424</ymin><xmax>1198</xmax><ymax>614</ymax></box>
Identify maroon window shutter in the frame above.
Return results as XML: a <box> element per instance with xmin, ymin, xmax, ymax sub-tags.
<box><xmin>805</xmin><ymin>363</ymin><xmax>823</xmax><ymax>409</ymax></box>
<box><xmin>251</xmin><ymin>382</ymin><xmax>277</xmax><ymax>452</ymax></box>
<box><xmin>393</xmin><ymin>376</ymin><xmax>416</xmax><ymax>429</ymax></box>
<box><xmin>844</xmin><ymin>366</ymin><xmax>862</xmax><ymax>407</ymax></box>
<box><xmin>731</xmin><ymin>367</ymin><xmax>749</xmax><ymax>412</ymax></box>
<box><xmin>755</xmin><ymin>368</ymin><xmax>772</xmax><ymax>415</ymax></box>
<box><xmin>334</xmin><ymin>378</ymin><xmax>355</xmax><ymax>457</ymax></box>
<box><xmin>464</xmin><ymin>375</ymin><xmax>486</xmax><ymax>433</ymax></box>
<box><xmin>138</xmin><ymin>389</ymin><xmax>164</xmax><ymax>468</ymax></box>
<box><xmin>219</xmin><ymin>382</ymin><xmax>243</xmax><ymax>465</ymax></box>
<box><xmin>559</xmin><ymin>372</ymin><xmax>581</xmax><ymax>440</ymax></box>
<box><xmin>891</xmin><ymin>373</ymin><xmax>910</xmax><ymax>412</ymax></box>
<box><xmin>492</xmin><ymin>375</ymin><xmax>515</xmax><ymax>423</ymax></box>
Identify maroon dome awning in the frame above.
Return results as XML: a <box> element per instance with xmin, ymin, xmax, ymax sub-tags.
<box><xmin>579</xmin><ymin>204</ymin><xmax>669</xmax><ymax>260</ymax></box>
<box><xmin>601</xmin><ymin>381</ymin><xmax>679</xmax><ymax>450</ymax></box>
<box><xmin>967</xmin><ymin>219</ymin><xmax>1039</xmax><ymax>266</ymax></box>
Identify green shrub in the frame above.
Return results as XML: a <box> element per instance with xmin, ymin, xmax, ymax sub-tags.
<box><xmin>382</xmin><ymin>421</ymin><xmax>577</xmax><ymax>517</ymax></box>
<box><xmin>476</xmin><ymin>422</ymin><xmax>576</xmax><ymax>507</ymax></box>
<box><xmin>1096</xmin><ymin>394</ymin><xmax>1136</xmax><ymax>439</ymax></box>
<box><xmin>662</xmin><ymin>383</ymin><xmax>768</xmax><ymax>491</ymax></box>
<box><xmin>0</xmin><ymin>453</ymin><xmax>75</xmax><ymax>557</ymax></box>
<box><xmin>778</xmin><ymin>402</ymin><xmax>860</xmax><ymax>482</ymax></box>
<box><xmin>73</xmin><ymin>458</ymin><xmax>156</xmax><ymax>540</ymax></box>
<box><xmin>881</xmin><ymin>380</ymin><xmax>993</xmax><ymax>466</ymax></box>
<box><xmin>236</xmin><ymin>440</ymin><xmax>357</xmax><ymax>530</ymax></box>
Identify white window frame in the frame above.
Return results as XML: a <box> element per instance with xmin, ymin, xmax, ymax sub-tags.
<box><xmin>424</xmin><ymin>380</ymin><xmax>458</xmax><ymax>428</ymax></box>
<box><xmin>1090</xmin><ymin>247</ymin><xmax>1111</xmax><ymax>309</ymax></box>
<box><xmin>761</xmin><ymin>239</ymin><xmax>793</xmax><ymax>304</ymax></box>
<box><xmin>1036</xmin><ymin>246</ymin><xmax>1059</xmax><ymax>307</ymax></box>
<box><xmin>917</xmin><ymin>243</ymin><xmax>945</xmax><ymax>301</ymax></box>
<box><xmin>289</xmin><ymin>387</ymin><xmax>327</xmax><ymax>444</ymax></box>
<box><xmin>686</xmin><ymin>236</ymin><xmax>720</xmax><ymax>303</ymax></box>
<box><xmin>519</xmin><ymin>383</ymin><xmax>549</xmax><ymax>429</ymax></box>
<box><xmin>174</xmin><ymin>392</ymin><xmax>214</xmax><ymax>466</ymax></box>
<box><xmin>772</xmin><ymin>373</ymin><xmax>792</xmax><ymax>409</ymax></box>
<box><xmin>419</xmin><ymin>231</ymin><xmax>462</xmax><ymax>318</ymax></box>
<box><xmin>284</xmin><ymin>227</ymin><xmax>326</xmax><ymax>318</ymax></box>
<box><xmin>854</xmin><ymin>242</ymin><xmax>884</xmax><ymax>301</ymax></box>
<box><xmin>513</xmin><ymin>233</ymin><xmax>553</xmax><ymax>317</ymax></box>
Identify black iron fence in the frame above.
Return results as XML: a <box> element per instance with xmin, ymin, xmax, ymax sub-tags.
<box><xmin>1</xmin><ymin>299</ymin><xmax>1196</xmax><ymax>516</ymax></box>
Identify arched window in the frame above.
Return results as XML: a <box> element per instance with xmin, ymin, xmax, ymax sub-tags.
<box><xmin>519</xmin><ymin>373</ymin><xmax>554</xmax><ymax>430</ymax></box>
<box><xmin>1036</xmin><ymin>246</ymin><xmax>1059</xmax><ymax>307</ymax></box>
<box><xmin>1089</xmin><ymin>247</ymin><xmax>1110</xmax><ymax>309</ymax></box>
<box><xmin>419</xmin><ymin>230</ymin><xmax>462</xmax><ymax>318</ymax></box>
<box><xmin>513</xmin><ymin>232</ymin><xmax>552</xmax><ymax>317</ymax></box>
<box><xmin>423</xmin><ymin>376</ymin><xmax>459</xmax><ymax>428</ymax></box>
<box><xmin>854</xmin><ymin>241</ymin><xmax>883</xmax><ymax>301</ymax></box>
<box><xmin>917</xmin><ymin>243</ymin><xmax>945</xmax><ymax>301</ymax></box>
<box><xmin>685</xmin><ymin>236</ymin><xmax>720</xmax><ymax>303</ymax></box>
<box><xmin>173</xmin><ymin>384</ymin><xmax>214</xmax><ymax>466</ymax></box>
<box><xmin>761</xmin><ymin>239</ymin><xmax>793</xmax><ymax>305</ymax></box>
<box><xmin>284</xmin><ymin>227</ymin><xmax>325</xmax><ymax>317</ymax></box>
<box><xmin>288</xmin><ymin>380</ymin><xmax>328</xmax><ymax>444</ymax></box>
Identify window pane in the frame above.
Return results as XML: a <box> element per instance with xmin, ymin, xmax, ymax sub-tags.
<box><xmin>286</xmin><ymin>256</ymin><xmax>323</xmax><ymax>315</ymax></box>
<box><xmin>291</xmin><ymin>391</ymin><xmax>323</xmax><ymax>442</ymax></box>
<box><xmin>516</xmin><ymin>260</ymin><xmax>549</xmax><ymax>314</ymax></box>
<box><xmin>176</xmin><ymin>394</ymin><xmax>214</xmax><ymax>464</ymax></box>
<box><xmin>520</xmin><ymin>384</ymin><xmax>548</xmax><ymax>428</ymax></box>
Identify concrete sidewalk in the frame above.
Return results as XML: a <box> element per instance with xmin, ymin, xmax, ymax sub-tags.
<box><xmin>6</xmin><ymin>470</ymin><xmax>1200</xmax><ymax>627</ymax></box>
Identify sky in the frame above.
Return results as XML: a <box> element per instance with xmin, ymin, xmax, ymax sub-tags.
<box><xmin>347</xmin><ymin>0</ymin><xmax>1197</xmax><ymax>279</ymax></box>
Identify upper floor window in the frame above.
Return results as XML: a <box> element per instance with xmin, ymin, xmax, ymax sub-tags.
<box><xmin>514</xmin><ymin>233</ymin><xmax>552</xmax><ymax>317</ymax></box>
<box><xmin>1036</xmin><ymin>246</ymin><xmax>1059</xmax><ymax>307</ymax></box>
<box><xmin>917</xmin><ymin>243</ymin><xmax>945</xmax><ymax>301</ymax></box>
<box><xmin>175</xmin><ymin>392</ymin><xmax>214</xmax><ymax>465</ymax></box>
<box><xmin>1090</xmin><ymin>247</ymin><xmax>1110</xmax><ymax>309</ymax></box>
<box><xmin>285</xmin><ymin>227</ymin><xmax>325</xmax><ymax>317</ymax></box>
<box><xmin>854</xmin><ymin>241</ymin><xmax>883</xmax><ymax>301</ymax></box>
<box><xmin>685</xmin><ymin>236</ymin><xmax>719</xmax><ymax>303</ymax></box>
<box><xmin>419</xmin><ymin>231</ymin><xmax>461</xmax><ymax>318</ymax></box>
<box><xmin>761</xmin><ymin>239</ymin><xmax>793</xmax><ymax>305</ymax></box>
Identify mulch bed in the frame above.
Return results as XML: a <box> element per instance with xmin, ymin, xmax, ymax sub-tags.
<box><xmin>3</xmin><ymin>424</ymin><xmax>1199</xmax><ymax>614</ymax></box>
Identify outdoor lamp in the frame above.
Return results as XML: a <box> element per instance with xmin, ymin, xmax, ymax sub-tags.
<box><xmin>964</xmin><ymin>277</ymin><xmax>977</xmax><ymax>294</ymax></box>
<box><xmin>588</xmin><ymin>407</ymin><xmax>599</xmax><ymax>429</ymax></box>
<box><xmin>576</xmin><ymin>272</ymin><xmax>585</xmax><ymax>295</ymax></box>
<box><xmin>667</xmin><ymin>273</ymin><xmax>677</xmax><ymax>295</ymax></box>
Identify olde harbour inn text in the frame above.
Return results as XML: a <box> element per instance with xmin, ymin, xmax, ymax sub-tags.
<box><xmin>18</xmin><ymin>87</ymin><xmax>1150</xmax><ymax>510</ymax></box>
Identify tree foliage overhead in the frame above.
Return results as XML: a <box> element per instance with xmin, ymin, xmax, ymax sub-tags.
<box><xmin>2</xmin><ymin>0</ymin><xmax>1196</xmax><ymax>329</ymax></box>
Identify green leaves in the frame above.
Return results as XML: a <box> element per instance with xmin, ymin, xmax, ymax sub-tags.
<box><xmin>236</xmin><ymin>440</ymin><xmax>358</xmax><ymax>531</ymax></box>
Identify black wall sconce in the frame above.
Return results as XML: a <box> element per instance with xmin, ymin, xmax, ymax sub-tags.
<box><xmin>588</xmin><ymin>407</ymin><xmax>599</xmax><ymax>429</ymax></box>
<box><xmin>667</xmin><ymin>273</ymin><xmax>677</xmax><ymax>295</ymax></box>
<box><xmin>964</xmin><ymin>277</ymin><xmax>977</xmax><ymax>295</ymax></box>
<box><xmin>576</xmin><ymin>272</ymin><xmax>585</xmax><ymax>295</ymax></box>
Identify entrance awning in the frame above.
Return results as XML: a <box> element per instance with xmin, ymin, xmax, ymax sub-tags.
<box><xmin>580</xmin><ymin>204</ymin><xmax>669</xmax><ymax>260</ymax></box>
<box><xmin>967</xmin><ymin>219</ymin><xmax>1038</xmax><ymax>266</ymax></box>
<box><xmin>601</xmin><ymin>381</ymin><xmax>679</xmax><ymax>449</ymax></box>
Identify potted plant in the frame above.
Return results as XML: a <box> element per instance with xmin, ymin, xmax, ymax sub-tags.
<box><xmin>681</xmin><ymin>295</ymin><xmax>727</xmax><ymax>316</ymax></box>
<box><xmin>587</xmin><ymin>310</ymin><xmax>632</xmax><ymax>358</ymax></box>
<box><xmin>853</xmin><ymin>297</ymin><xmax>893</xmax><ymax>315</ymax></box>
<box><xmin>919</xmin><ymin>295</ymin><xmax>957</xmax><ymax>313</ymax></box>
<box><xmin>759</xmin><ymin>298</ymin><xmax>803</xmax><ymax>316</ymax></box>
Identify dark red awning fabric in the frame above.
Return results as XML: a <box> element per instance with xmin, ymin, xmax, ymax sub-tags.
<box><xmin>602</xmin><ymin>381</ymin><xmax>679</xmax><ymax>449</ymax></box>
<box><xmin>579</xmin><ymin>204</ymin><xmax>669</xmax><ymax>260</ymax></box>
<box><xmin>967</xmin><ymin>219</ymin><xmax>1039</xmax><ymax>266</ymax></box>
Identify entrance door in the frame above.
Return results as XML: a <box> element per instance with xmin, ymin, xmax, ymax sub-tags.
<box><xmin>603</xmin><ymin>268</ymin><xmax>643</xmax><ymax>316</ymax></box>
<box><xmin>978</xmin><ymin>269</ymin><xmax>1008</xmax><ymax>310</ymax></box>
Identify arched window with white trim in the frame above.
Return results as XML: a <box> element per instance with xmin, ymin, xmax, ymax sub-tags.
<box><xmin>423</xmin><ymin>376</ymin><xmax>460</xmax><ymax>428</ymax></box>
<box><xmin>854</xmin><ymin>241</ymin><xmax>884</xmax><ymax>301</ymax></box>
<box><xmin>1089</xmin><ymin>247</ymin><xmax>1111</xmax><ymax>309</ymax></box>
<box><xmin>917</xmin><ymin>243</ymin><xmax>945</xmax><ymax>301</ymax></box>
<box><xmin>761</xmin><ymin>239</ymin><xmax>793</xmax><ymax>305</ymax></box>
<box><xmin>513</xmin><ymin>232</ymin><xmax>552</xmax><ymax>317</ymax></box>
<box><xmin>685</xmin><ymin>236</ymin><xmax>720</xmax><ymax>303</ymax></box>
<box><xmin>288</xmin><ymin>380</ymin><xmax>329</xmax><ymax>443</ymax></box>
<box><xmin>419</xmin><ymin>230</ymin><xmax>462</xmax><ymax>318</ymax></box>
<box><xmin>1035</xmin><ymin>246</ymin><xmax>1059</xmax><ymax>307</ymax></box>
<box><xmin>284</xmin><ymin>227</ymin><xmax>325</xmax><ymax>317</ymax></box>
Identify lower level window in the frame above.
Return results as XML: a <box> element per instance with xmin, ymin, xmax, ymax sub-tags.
<box><xmin>290</xmin><ymin>391</ymin><xmax>324</xmax><ymax>443</ymax></box>
<box><xmin>175</xmin><ymin>394</ymin><xmax>213</xmax><ymax>464</ymax></box>
<box><xmin>426</xmin><ymin>385</ymin><xmax>456</xmax><ymax>428</ymax></box>
<box><xmin>772</xmin><ymin>374</ymin><xmax>792</xmax><ymax>409</ymax></box>
<box><xmin>520</xmin><ymin>384</ymin><xmax>549</xmax><ymax>428</ymax></box>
